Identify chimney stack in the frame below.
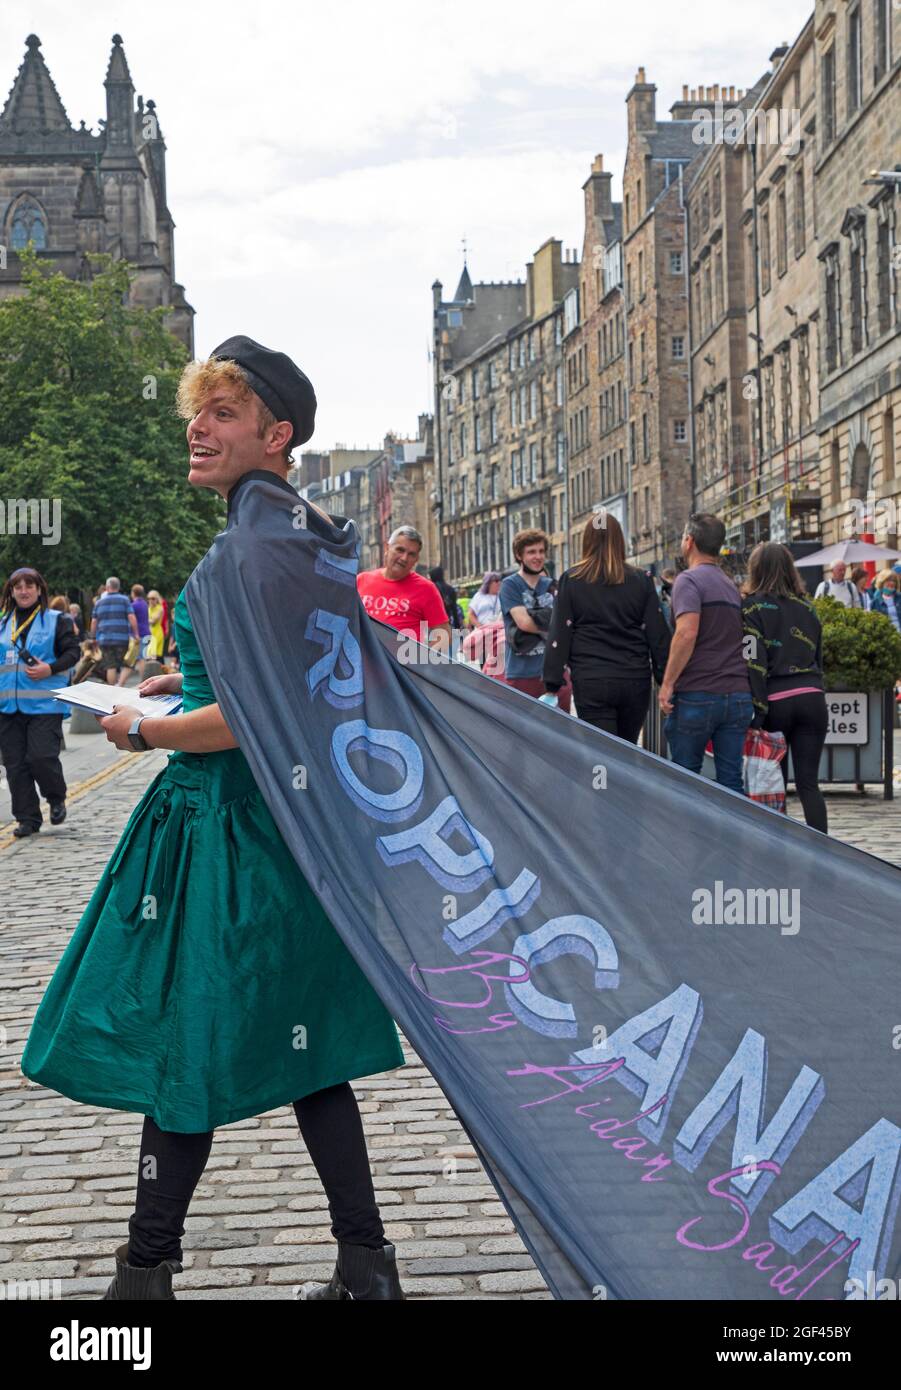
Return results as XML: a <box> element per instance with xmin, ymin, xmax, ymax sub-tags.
<box><xmin>585</xmin><ymin>152</ymin><xmax>613</xmax><ymax>223</ymax></box>
<box><xmin>627</xmin><ymin>67</ymin><xmax>657</xmax><ymax>133</ymax></box>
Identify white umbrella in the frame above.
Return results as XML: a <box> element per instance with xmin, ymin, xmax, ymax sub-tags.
<box><xmin>794</xmin><ymin>540</ymin><xmax>901</xmax><ymax>567</ymax></box>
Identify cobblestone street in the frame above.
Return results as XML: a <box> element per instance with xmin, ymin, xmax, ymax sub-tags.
<box><xmin>1</xmin><ymin>740</ymin><xmax>899</xmax><ymax>1299</ymax></box>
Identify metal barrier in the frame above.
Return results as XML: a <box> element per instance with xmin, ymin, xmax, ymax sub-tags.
<box><xmin>640</xmin><ymin>684</ymin><xmax>668</xmax><ymax>758</ymax></box>
<box><xmin>640</xmin><ymin>685</ymin><xmax>895</xmax><ymax>800</ymax></box>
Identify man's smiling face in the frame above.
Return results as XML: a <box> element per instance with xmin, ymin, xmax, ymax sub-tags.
<box><xmin>187</xmin><ymin>391</ymin><xmax>290</xmax><ymax>497</ymax></box>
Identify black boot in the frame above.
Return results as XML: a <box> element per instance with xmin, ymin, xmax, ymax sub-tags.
<box><xmin>101</xmin><ymin>1242</ymin><xmax>182</xmax><ymax>1300</ymax></box>
<box><xmin>301</xmin><ymin>1240</ymin><xmax>405</xmax><ymax>1301</ymax></box>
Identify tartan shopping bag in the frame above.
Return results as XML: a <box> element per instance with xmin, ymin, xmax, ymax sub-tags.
<box><xmin>743</xmin><ymin>727</ymin><xmax>787</xmax><ymax>811</ymax></box>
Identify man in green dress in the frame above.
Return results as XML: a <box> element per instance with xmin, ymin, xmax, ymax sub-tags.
<box><xmin>20</xmin><ymin>338</ymin><xmax>407</xmax><ymax>1301</ymax></box>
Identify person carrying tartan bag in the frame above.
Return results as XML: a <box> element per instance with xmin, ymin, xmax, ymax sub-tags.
<box><xmin>741</xmin><ymin>542</ymin><xmax>829</xmax><ymax>833</ymax></box>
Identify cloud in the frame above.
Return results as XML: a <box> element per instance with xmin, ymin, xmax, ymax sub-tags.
<box><xmin>3</xmin><ymin>0</ymin><xmax>814</xmax><ymax>446</ymax></box>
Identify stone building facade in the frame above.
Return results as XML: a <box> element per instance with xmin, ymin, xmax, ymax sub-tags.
<box><xmin>688</xmin><ymin>36</ymin><xmax>823</xmax><ymax>558</ymax></box>
<box><xmin>813</xmin><ymin>0</ymin><xmax>900</xmax><ymax>548</ymax></box>
<box><xmin>433</xmin><ymin>240</ymin><xmax>579</xmax><ymax>584</ymax></box>
<box><xmin>0</xmin><ymin>34</ymin><xmax>193</xmax><ymax>350</ymax></box>
<box><xmin>565</xmin><ymin>156</ymin><xmax>625</xmax><ymax>559</ymax></box>
<box><xmin>736</xmin><ymin>27</ymin><xmax>823</xmax><ymax>553</ymax></box>
<box><xmin>359</xmin><ymin>422</ymin><xmax>438</xmax><ymax>573</ymax></box>
<box><xmin>620</xmin><ymin>71</ymin><xmax>721</xmax><ymax>570</ymax></box>
<box><xmin>291</xmin><ymin>422</ymin><xmax>438</xmax><ymax>574</ymax></box>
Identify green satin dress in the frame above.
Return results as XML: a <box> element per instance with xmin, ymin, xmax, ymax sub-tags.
<box><xmin>21</xmin><ymin>590</ymin><xmax>404</xmax><ymax>1132</ymax></box>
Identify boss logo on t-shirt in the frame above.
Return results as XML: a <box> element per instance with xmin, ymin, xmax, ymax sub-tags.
<box><xmin>361</xmin><ymin>595</ymin><xmax>411</xmax><ymax>618</ymax></box>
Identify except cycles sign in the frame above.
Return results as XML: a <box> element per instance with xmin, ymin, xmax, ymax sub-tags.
<box><xmin>825</xmin><ymin>694</ymin><xmax>868</xmax><ymax>745</ymax></box>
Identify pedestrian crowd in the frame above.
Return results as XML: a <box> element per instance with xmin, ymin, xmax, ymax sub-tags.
<box><xmin>354</xmin><ymin>511</ymin><xmax>901</xmax><ymax>841</ymax></box>
<box><xmin>4</xmin><ymin>515</ymin><xmax>897</xmax><ymax>843</ymax></box>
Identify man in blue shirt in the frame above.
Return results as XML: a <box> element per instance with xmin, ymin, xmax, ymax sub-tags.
<box><xmin>91</xmin><ymin>577</ymin><xmax>139</xmax><ymax>687</ymax></box>
<box><xmin>499</xmin><ymin>529</ymin><xmax>572</xmax><ymax>711</ymax></box>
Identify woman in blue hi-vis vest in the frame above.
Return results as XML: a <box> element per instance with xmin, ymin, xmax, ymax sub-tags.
<box><xmin>0</xmin><ymin>567</ymin><xmax>80</xmax><ymax>836</ymax></box>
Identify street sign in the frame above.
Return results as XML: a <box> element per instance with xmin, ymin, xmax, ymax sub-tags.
<box><xmin>825</xmin><ymin>693</ymin><xmax>868</xmax><ymax>744</ymax></box>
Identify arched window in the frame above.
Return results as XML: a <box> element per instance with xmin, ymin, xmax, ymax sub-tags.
<box><xmin>9</xmin><ymin>196</ymin><xmax>48</xmax><ymax>250</ymax></box>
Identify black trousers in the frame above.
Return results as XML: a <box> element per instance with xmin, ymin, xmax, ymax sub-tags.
<box><xmin>127</xmin><ymin>1082</ymin><xmax>385</xmax><ymax>1266</ymax></box>
<box><xmin>573</xmin><ymin>675</ymin><xmax>651</xmax><ymax>744</ymax></box>
<box><xmin>0</xmin><ymin>711</ymin><xmax>66</xmax><ymax>827</ymax></box>
<box><xmin>764</xmin><ymin>692</ymin><xmax>828</xmax><ymax>834</ymax></box>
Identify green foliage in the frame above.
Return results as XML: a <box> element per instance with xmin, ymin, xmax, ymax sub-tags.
<box><xmin>813</xmin><ymin>596</ymin><xmax>901</xmax><ymax>690</ymax></box>
<box><xmin>0</xmin><ymin>248</ymin><xmax>223</xmax><ymax>597</ymax></box>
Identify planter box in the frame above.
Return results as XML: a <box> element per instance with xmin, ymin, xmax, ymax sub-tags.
<box><xmin>784</xmin><ymin>689</ymin><xmax>892</xmax><ymax>796</ymax></box>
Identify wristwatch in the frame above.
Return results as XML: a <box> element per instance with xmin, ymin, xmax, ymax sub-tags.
<box><xmin>127</xmin><ymin>716</ymin><xmax>150</xmax><ymax>752</ymax></box>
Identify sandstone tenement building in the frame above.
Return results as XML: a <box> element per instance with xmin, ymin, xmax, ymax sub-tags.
<box><xmin>813</xmin><ymin>0</ymin><xmax>900</xmax><ymax>548</ymax></box>
<box><xmin>619</xmin><ymin>71</ymin><xmax>726</xmax><ymax>571</ymax></box>
<box><xmin>292</xmin><ymin>422</ymin><xmax>438</xmax><ymax>574</ymax></box>
<box><xmin>566</xmin><ymin>155</ymin><xmax>625</xmax><ymax>553</ymax></box>
<box><xmin>432</xmin><ymin>241</ymin><xmax>579</xmax><ymax>581</ymax></box>
<box><xmin>0</xmin><ymin>34</ymin><xmax>194</xmax><ymax>350</ymax></box>
<box><xmin>688</xmin><ymin>33</ymin><xmax>823</xmax><ymax>555</ymax></box>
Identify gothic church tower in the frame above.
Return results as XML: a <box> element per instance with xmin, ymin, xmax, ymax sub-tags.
<box><xmin>0</xmin><ymin>34</ymin><xmax>194</xmax><ymax>351</ymax></box>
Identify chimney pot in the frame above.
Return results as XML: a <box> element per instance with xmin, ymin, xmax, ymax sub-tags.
<box><xmin>713</xmin><ymin>84</ymin><xmax>719</xmax><ymax>99</ymax></box>
<box><xmin>682</xmin><ymin>84</ymin><xmax>688</xmax><ymax>99</ymax></box>
<box><xmin>637</xmin><ymin>66</ymin><xmax>646</xmax><ymax>83</ymax></box>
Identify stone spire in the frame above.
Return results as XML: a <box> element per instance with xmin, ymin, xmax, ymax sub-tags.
<box><xmin>0</xmin><ymin>35</ymin><xmax>73</xmax><ymax>135</ymax></box>
<box><xmin>453</xmin><ymin>263</ymin><xmax>474</xmax><ymax>303</ymax></box>
<box><xmin>102</xmin><ymin>33</ymin><xmax>139</xmax><ymax>163</ymax></box>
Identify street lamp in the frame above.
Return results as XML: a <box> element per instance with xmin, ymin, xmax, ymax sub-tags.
<box><xmin>863</xmin><ymin>169</ymin><xmax>901</xmax><ymax>186</ymax></box>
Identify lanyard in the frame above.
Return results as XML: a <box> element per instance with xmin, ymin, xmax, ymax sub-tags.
<box><xmin>10</xmin><ymin>606</ymin><xmax>40</xmax><ymax>644</ymax></box>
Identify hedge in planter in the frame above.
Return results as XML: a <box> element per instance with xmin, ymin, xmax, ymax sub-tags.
<box><xmin>813</xmin><ymin>596</ymin><xmax>901</xmax><ymax>691</ymax></box>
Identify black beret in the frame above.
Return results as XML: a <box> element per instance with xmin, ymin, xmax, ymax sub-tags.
<box><xmin>210</xmin><ymin>335</ymin><xmax>316</xmax><ymax>447</ymax></box>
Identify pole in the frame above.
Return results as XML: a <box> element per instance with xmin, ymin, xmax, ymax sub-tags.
<box><xmin>884</xmin><ymin>687</ymin><xmax>894</xmax><ymax>801</ymax></box>
<box><xmin>750</xmin><ymin>141</ymin><xmax>765</xmax><ymax>492</ymax></box>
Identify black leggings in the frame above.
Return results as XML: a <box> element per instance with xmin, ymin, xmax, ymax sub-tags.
<box><xmin>127</xmin><ymin>1082</ymin><xmax>384</xmax><ymax>1266</ymax></box>
<box><xmin>572</xmin><ymin>676</ymin><xmax>651</xmax><ymax>744</ymax></box>
<box><xmin>764</xmin><ymin>691</ymin><xmax>828</xmax><ymax>834</ymax></box>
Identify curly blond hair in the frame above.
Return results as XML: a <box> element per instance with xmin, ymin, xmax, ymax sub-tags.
<box><xmin>175</xmin><ymin>358</ymin><xmax>283</xmax><ymax>451</ymax></box>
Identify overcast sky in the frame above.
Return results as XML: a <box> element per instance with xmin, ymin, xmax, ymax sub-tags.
<box><xmin>5</xmin><ymin>0</ymin><xmax>812</xmax><ymax>450</ymax></box>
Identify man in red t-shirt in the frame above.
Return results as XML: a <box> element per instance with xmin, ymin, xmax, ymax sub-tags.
<box><xmin>356</xmin><ymin>527</ymin><xmax>451</xmax><ymax>652</ymax></box>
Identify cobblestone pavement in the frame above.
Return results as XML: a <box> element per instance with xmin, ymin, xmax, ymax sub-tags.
<box><xmin>0</xmin><ymin>749</ymin><xmax>545</xmax><ymax>1300</ymax></box>
<box><xmin>1</xmin><ymin>748</ymin><xmax>898</xmax><ymax>1299</ymax></box>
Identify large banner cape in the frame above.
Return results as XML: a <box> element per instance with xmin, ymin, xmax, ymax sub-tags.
<box><xmin>186</xmin><ymin>473</ymin><xmax>901</xmax><ymax>1301</ymax></box>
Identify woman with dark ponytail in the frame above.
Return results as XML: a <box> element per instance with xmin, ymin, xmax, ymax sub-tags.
<box><xmin>741</xmin><ymin>542</ymin><xmax>828</xmax><ymax>833</ymax></box>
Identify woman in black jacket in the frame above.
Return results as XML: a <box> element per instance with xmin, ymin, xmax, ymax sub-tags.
<box><xmin>741</xmin><ymin>542</ymin><xmax>828</xmax><ymax>833</ymax></box>
<box><xmin>543</xmin><ymin>513</ymin><xmax>671</xmax><ymax>741</ymax></box>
